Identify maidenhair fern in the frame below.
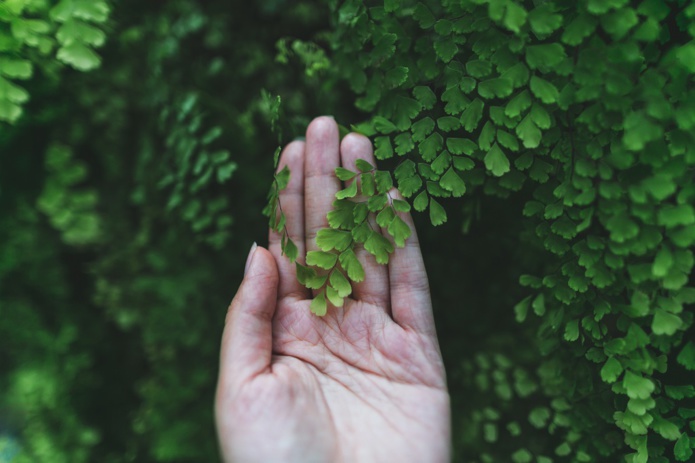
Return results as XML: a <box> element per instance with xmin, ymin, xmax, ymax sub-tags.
<box><xmin>269</xmin><ymin>0</ymin><xmax>695</xmax><ymax>461</ymax></box>
<box><xmin>0</xmin><ymin>0</ymin><xmax>109</xmax><ymax>123</ymax></box>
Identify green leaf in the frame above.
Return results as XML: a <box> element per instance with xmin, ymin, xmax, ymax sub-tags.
<box><xmin>376</xmin><ymin>207</ymin><xmax>396</xmax><ymax>228</ymax></box>
<box><xmin>484</xmin><ymin>143</ymin><xmax>510</xmax><ymax>177</ymax></box>
<box><xmin>564</xmin><ymin>319</ymin><xmax>579</xmax><ymax>341</ymax></box>
<box><xmin>478</xmin><ymin>77</ymin><xmax>513</xmax><ymax>99</ymax></box>
<box><xmin>452</xmin><ymin>157</ymin><xmax>474</xmax><ymax>170</ymax></box>
<box><xmin>336</xmin><ymin>167</ymin><xmax>358</xmax><ymax>181</ymax></box>
<box><xmin>297</xmin><ymin>263</ymin><xmax>327</xmax><ymax>289</ymax></box>
<box><xmin>562</xmin><ymin>14</ymin><xmax>596</xmax><ymax>45</ymax></box>
<box><xmin>503</xmin><ymin>3</ymin><xmax>527</xmax><ymax>33</ymax></box>
<box><xmin>364</xmin><ymin>231</ymin><xmax>394</xmax><ymax>264</ymax></box>
<box><xmin>441</xmin><ymin>86</ymin><xmax>469</xmax><ymax>114</ymax></box>
<box><xmin>316</xmin><ymin>228</ymin><xmax>352</xmax><ymax>252</ymax></box>
<box><xmin>310</xmin><ymin>290</ymin><xmax>328</xmax><ymax>316</ymax></box>
<box><xmin>676</xmin><ymin>43</ymin><xmax>695</xmax><ymax>73</ymax></box>
<box><xmin>623</xmin><ymin>371</ymin><xmax>654</xmax><ymax>399</ymax></box>
<box><xmin>601</xmin><ymin>7</ymin><xmax>639</xmax><ymax>39</ymax></box>
<box><xmin>437</xmin><ymin>116</ymin><xmax>460</xmax><ymax>132</ymax></box>
<box><xmin>361</xmin><ymin>172</ymin><xmax>375</xmax><ymax>196</ymax></box>
<box><xmin>373</xmin><ymin>116</ymin><xmax>398</xmax><ymax>134</ymax></box>
<box><xmin>497</xmin><ymin>130</ymin><xmax>519</xmax><ymax>151</ymax></box>
<box><xmin>658</xmin><ymin>205</ymin><xmax>695</xmax><ymax>228</ymax></box>
<box><xmin>526</xmin><ymin>44</ymin><xmax>565</xmax><ymax>70</ymax></box>
<box><xmin>392</xmin><ymin>199</ymin><xmax>411</xmax><ymax>213</ymax></box>
<box><xmin>327</xmin><ymin>199</ymin><xmax>356</xmax><ymax>229</ymax></box>
<box><xmin>367</xmin><ymin>193</ymin><xmax>388</xmax><ymax>212</ymax></box>
<box><xmin>374</xmin><ymin>171</ymin><xmax>393</xmax><ymax>193</ymax></box>
<box><xmin>506</xmin><ymin>90</ymin><xmax>532</xmax><ymax>118</ymax></box>
<box><xmin>653</xmin><ymin>418</ymin><xmax>681</xmax><ymax>441</ymax></box>
<box><xmin>652</xmin><ymin>246</ymin><xmax>674</xmax><ymax>277</ymax></box>
<box><xmin>652</xmin><ymin>309</ymin><xmax>682</xmax><ymax>335</ymax></box>
<box><xmin>414</xmin><ymin>191</ymin><xmax>428</xmax><ymax>212</ymax></box>
<box><xmin>440</xmin><ymin>168</ymin><xmax>466</xmax><ymax>197</ymax></box>
<box><xmin>275</xmin><ymin>165</ymin><xmax>291</xmax><ymax>190</ymax></box>
<box><xmin>339</xmin><ymin>248</ymin><xmax>365</xmax><ymax>282</ymax></box>
<box><xmin>56</xmin><ymin>19</ymin><xmax>106</xmax><ymax>46</ymax></box>
<box><xmin>528</xmin><ymin>4</ymin><xmax>563</xmax><ymax>35</ymax></box>
<box><xmin>516</xmin><ymin>115</ymin><xmax>542</xmax><ymax>149</ymax></box>
<box><xmin>528</xmin><ymin>407</ymin><xmax>551</xmax><ymax>429</ymax></box>
<box><xmin>431</xmin><ymin>151</ymin><xmax>452</xmax><ymax>174</ymax></box>
<box><xmin>675</xmin><ymin>433</ymin><xmax>693</xmax><ymax>461</ymax></box>
<box><xmin>306</xmin><ymin>251</ymin><xmax>338</xmax><ymax>269</ymax></box>
<box><xmin>413</xmin><ymin>86</ymin><xmax>436</xmax><ymax>109</ymax></box>
<box><xmin>385</xmin><ymin>66</ymin><xmax>408</xmax><ymax>88</ymax></box>
<box><xmin>283</xmin><ymin>237</ymin><xmax>298</xmax><ymax>262</ymax></box>
<box><xmin>606</xmin><ymin>212</ymin><xmax>639</xmax><ymax>243</ymax></box>
<box><xmin>529</xmin><ymin>76</ymin><xmax>559</xmax><ymax>104</ymax></box>
<box><xmin>326</xmin><ymin>285</ymin><xmax>344</xmax><ymax>308</ymax></box>
<box><xmin>57</xmin><ymin>42</ymin><xmax>101</xmax><ymax>71</ymax></box>
<box><xmin>478</xmin><ymin>121</ymin><xmax>496</xmax><ymax>151</ymax></box>
<box><xmin>394</xmin><ymin>132</ymin><xmax>414</xmax><ymax>156</ymax></box>
<box><xmin>429</xmin><ymin>198</ymin><xmax>447</xmax><ymax>226</ymax></box>
<box><xmin>460</xmin><ymin>98</ymin><xmax>484</xmax><ymax>131</ymax></box>
<box><xmin>677</xmin><ymin>342</ymin><xmax>695</xmax><ymax>371</ymax></box>
<box><xmin>0</xmin><ymin>58</ymin><xmax>32</xmax><ymax>79</ymax></box>
<box><xmin>434</xmin><ymin>37</ymin><xmax>458</xmax><ymax>63</ymax></box>
<box><xmin>601</xmin><ymin>357</ymin><xmax>623</xmax><ymax>383</ymax></box>
<box><xmin>387</xmin><ymin>215</ymin><xmax>412</xmax><ymax>247</ymax></box>
<box><xmin>413</xmin><ymin>2</ymin><xmax>435</xmax><ymax>28</ymax></box>
<box><xmin>419</xmin><ymin>132</ymin><xmax>444</xmax><ymax>162</ymax></box>
<box><xmin>336</xmin><ymin>180</ymin><xmax>358</xmax><ymax>199</ymax></box>
<box><xmin>355</xmin><ymin>159</ymin><xmax>374</xmax><ymax>173</ymax></box>
<box><xmin>374</xmin><ymin>136</ymin><xmax>394</xmax><ymax>160</ymax></box>
<box><xmin>466</xmin><ymin>60</ymin><xmax>492</xmax><ymax>78</ymax></box>
<box><xmin>397</xmin><ymin>175</ymin><xmax>423</xmax><ymax>197</ymax></box>
<box><xmin>353</xmin><ymin>202</ymin><xmax>368</xmax><ymax>224</ymax></box>
<box><xmin>329</xmin><ymin>269</ymin><xmax>352</xmax><ymax>297</ymax></box>
<box><xmin>412</xmin><ymin>117</ymin><xmax>435</xmax><ymax>142</ymax></box>
<box><xmin>447</xmin><ymin>138</ymin><xmax>477</xmax><ymax>155</ymax></box>
<box><xmin>623</xmin><ymin>113</ymin><xmax>662</xmax><ymax>151</ymax></box>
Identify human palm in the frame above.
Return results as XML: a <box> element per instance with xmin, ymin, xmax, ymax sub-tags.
<box><xmin>215</xmin><ymin>117</ymin><xmax>451</xmax><ymax>463</ymax></box>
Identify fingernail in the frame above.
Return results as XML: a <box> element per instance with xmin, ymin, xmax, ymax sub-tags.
<box><xmin>244</xmin><ymin>242</ymin><xmax>258</xmax><ymax>276</ymax></box>
<box><xmin>293</xmin><ymin>136</ymin><xmax>305</xmax><ymax>142</ymax></box>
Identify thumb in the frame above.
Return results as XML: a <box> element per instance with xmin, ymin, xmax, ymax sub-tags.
<box><xmin>218</xmin><ymin>244</ymin><xmax>279</xmax><ymax>390</ymax></box>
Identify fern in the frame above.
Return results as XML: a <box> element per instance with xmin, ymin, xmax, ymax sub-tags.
<box><xmin>270</xmin><ymin>0</ymin><xmax>695</xmax><ymax>461</ymax></box>
<box><xmin>0</xmin><ymin>0</ymin><xmax>110</xmax><ymax>123</ymax></box>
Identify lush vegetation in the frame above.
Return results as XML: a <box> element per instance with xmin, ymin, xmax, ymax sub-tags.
<box><xmin>2</xmin><ymin>0</ymin><xmax>695</xmax><ymax>462</ymax></box>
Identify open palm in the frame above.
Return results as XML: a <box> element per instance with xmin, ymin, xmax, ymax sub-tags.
<box><xmin>215</xmin><ymin>117</ymin><xmax>451</xmax><ymax>463</ymax></box>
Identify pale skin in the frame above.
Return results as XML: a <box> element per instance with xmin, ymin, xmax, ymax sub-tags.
<box><xmin>215</xmin><ymin>117</ymin><xmax>451</xmax><ymax>463</ymax></box>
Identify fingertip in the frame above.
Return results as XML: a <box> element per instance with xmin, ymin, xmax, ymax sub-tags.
<box><xmin>306</xmin><ymin>116</ymin><xmax>339</xmax><ymax>140</ymax></box>
<box><xmin>244</xmin><ymin>246</ymin><xmax>279</xmax><ymax>287</ymax></box>
<box><xmin>340</xmin><ymin>133</ymin><xmax>375</xmax><ymax>167</ymax></box>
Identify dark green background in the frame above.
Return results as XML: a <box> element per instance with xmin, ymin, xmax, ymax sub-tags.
<box><xmin>1</xmin><ymin>1</ymin><xmax>571</xmax><ymax>461</ymax></box>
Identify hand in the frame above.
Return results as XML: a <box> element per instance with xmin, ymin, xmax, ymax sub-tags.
<box><xmin>215</xmin><ymin>117</ymin><xmax>451</xmax><ymax>463</ymax></box>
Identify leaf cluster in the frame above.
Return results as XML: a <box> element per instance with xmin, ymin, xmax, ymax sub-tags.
<box><xmin>295</xmin><ymin>0</ymin><xmax>695</xmax><ymax>460</ymax></box>
<box><xmin>0</xmin><ymin>0</ymin><xmax>109</xmax><ymax>123</ymax></box>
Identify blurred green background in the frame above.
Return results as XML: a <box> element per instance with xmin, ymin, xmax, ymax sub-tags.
<box><xmin>1</xmin><ymin>1</ymin><xmax>546</xmax><ymax>461</ymax></box>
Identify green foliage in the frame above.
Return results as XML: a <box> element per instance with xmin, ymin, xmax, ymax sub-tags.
<box><xmin>285</xmin><ymin>0</ymin><xmax>695</xmax><ymax>460</ymax></box>
<box><xmin>4</xmin><ymin>0</ymin><xmax>695</xmax><ymax>461</ymax></box>
<box><xmin>273</xmin><ymin>159</ymin><xmax>412</xmax><ymax>313</ymax></box>
<box><xmin>2</xmin><ymin>0</ymin><xmax>331</xmax><ymax>461</ymax></box>
<box><xmin>0</xmin><ymin>0</ymin><xmax>110</xmax><ymax>123</ymax></box>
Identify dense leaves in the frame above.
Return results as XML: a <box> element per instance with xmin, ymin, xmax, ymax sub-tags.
<box><xmin>4</xmin><ymin>0</ymin><xmax>695</xmax><ymax>462</ymax></box>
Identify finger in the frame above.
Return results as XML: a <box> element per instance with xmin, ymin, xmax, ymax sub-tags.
<box><xmin>382</xmin><ymin>189</ymin><xmax>437</xmax><ymax>337</ymax></box>
<box><xmin>218</xmin><ymin>246</ymin><xmax>278</xmax><ymax>390</ymax></box>
<box><xmin>268</xmin><ymin>141</ymin><xmax>309</xmax><ymax>300</ymax></box>
<box><xmin>339</xmin><ymin>133</ymin><xmax>390</xmax><ymax>308</ymax></box>
<box><xmin>304</xmin><ymin>116</ymin><xmax>341</xmax><ymax>253</ymax></box>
